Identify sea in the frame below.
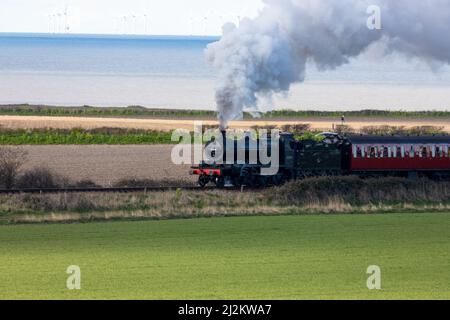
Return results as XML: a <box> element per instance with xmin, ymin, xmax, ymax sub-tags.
<box><xmin>1</xmin><ymin>32</ymin><xmax>450</xmax><ymax>111</ymax></box>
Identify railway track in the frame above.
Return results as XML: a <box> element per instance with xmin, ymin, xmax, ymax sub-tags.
<box><xmin>0</xmin><ymin>186</ymin><xmax>212</xmax><ymax>194</ymax></box>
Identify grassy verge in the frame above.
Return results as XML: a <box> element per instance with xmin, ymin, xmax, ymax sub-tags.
<box><xmin>0</xmin><ymin>105</ymin><xmax>218</xmax><ymax>119</ymax></box>
<box><xmin>263</xmin><ymin>109</ymin><xmax>450</xmax><ymax>119</ymax></box>
<box><xmin>1</xmin><ymin>104</ymin><xmax>450</xmax><ymax>119</ymax></box>
<box><xmin>1</xmin><ymin>177</ymin><xmax>449</xmax><ymax>224</ymax></box>
<box><xmin>0</xmin><ymin>213</ymin><xmax>449</xmax><ymax>299</ymax></box>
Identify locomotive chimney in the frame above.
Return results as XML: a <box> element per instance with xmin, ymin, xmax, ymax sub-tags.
<box><xmin>220</xmin><ymin>129</ymin><xmax>227</xmax><ymax>163</ymax></box>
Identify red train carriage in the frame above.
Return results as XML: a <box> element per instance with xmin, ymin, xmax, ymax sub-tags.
<box><xmin>348</xmin><ymin>135</ymin><xmax>450</xmax><ymax>178</ymax></box>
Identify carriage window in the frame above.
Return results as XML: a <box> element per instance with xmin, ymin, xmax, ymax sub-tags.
<box><xmin>405</xmin><ymin>146</ymin><xmax>413</xmax><ymax>158</ymax></box>
<box><xmin>436</xmin><ymin>146</ymin><xmax>443</xmax><ymax>158</ymax></box>
<box><xmin>383</xmin><ymin>147</ymin><xmax>389</xmax><ymax>158</ymax></box>
<box><xmin>396</xmin><ymin>147</ymin><xmax>402</xmax><ymax>158</ymax></box>
<box><xmin>421</xmin><ymin>146</ymin><xmax>428</xmax><ymax>158</ymax></box>
<box><xmin>368</xmin><ymin>146</ymin><xmax>377</xmax><ymax>158</ymax></box>
<box><xmin>356</xmin><ymin>146</ymin><xmax>362</xmax><ymax>158</ymax></box>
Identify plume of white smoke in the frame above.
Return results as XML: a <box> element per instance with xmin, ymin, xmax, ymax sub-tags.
<box><xmin>205</xmin><ymin>0</ymin><xmax>450</xmax><ymax>129</ymax></box>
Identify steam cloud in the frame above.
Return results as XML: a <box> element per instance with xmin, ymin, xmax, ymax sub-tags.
<box><xmin>205</xmin><ymin>0</ymin><xmax>450</xmax><ymax>129</ymax></box>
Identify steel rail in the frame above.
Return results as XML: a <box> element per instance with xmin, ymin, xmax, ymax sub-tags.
<box><xmin>0</xmin><ymin>186</ymin><xmax>213</xmax><ymax>194</ymax></box>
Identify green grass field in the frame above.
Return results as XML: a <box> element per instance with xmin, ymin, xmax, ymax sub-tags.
<box><xmin>1</xmin><ymin>104</ymin><xmax>450</xmax><ymax>119</ymax></box>
<box><xmin>0</xmin><ymin>213</ymin><xmax>449</xmax><ymax>300</ymax></box>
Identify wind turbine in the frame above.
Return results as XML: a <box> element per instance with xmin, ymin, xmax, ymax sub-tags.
<box><xmin>48</xmin><ymin>14</ymin><xmax>53</xmax><ymax>33</ymax></box>
<box><xmin>52</xmin><ymin>13</ymin><xmax>58</xmax><ymax>33</ymax></box>
<box><xmin>203</xmin><ymin>16</ymin><xmax>208</xmax><ymax>35</ymax></box>
<box><xmin>58</xmin><ymin>12</ymin><xmax>64</xmax><ymax>33</ymax></box>
<box><xmin>122</xmin><ymin>16</ymin><xmax>128</xmax><ymax>34</ymax></box>
<box><xmin>218</xmin><ymin>11</ymin><xmax>236</xmax><ymax>28</ymax></box>
<box><xmin>188</xmin><ymin>12</ymin><xmax>208</xmax><ymax>36</ymax></box>
<box><xmin>63</xmin><ymin>6</ymin><xmax>69</xmax><ymax>33</ymax></box>
<box><xmin>132</xmin><ymin>15</ymin><xmax>137</xmax><ymax>34</ymax></box>
<box><xmin>143</xmin><ymin>14</ymin><xmax>148</xmax><ymax>34</ymax></box>
<box><xmin>114</xmin><ymin>17</ymin><xmax>121</xmax><ymax>34</ymax></box>
<box><xmin>188</xmin><ymin>12</ymin><xmax>196</xmax><ymax>35</ymax></box>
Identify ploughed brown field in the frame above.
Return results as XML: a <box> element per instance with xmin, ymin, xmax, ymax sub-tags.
<box><xmin>1</xmin><ymin>115</ymin><xmax>450</xmax><ymax>132</ymax></box>
<box><xmin>20</xmin><ymin>145</ymin><xmax>195</xmax><ymax>186</ymax></box>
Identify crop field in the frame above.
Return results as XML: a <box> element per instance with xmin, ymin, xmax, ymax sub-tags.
<box><xmin>0</xmin><ymin>128</ymin><xmax>175</xmax><ymax>145</ymax></box>
<box><xmin>1</xmin><ymin>115</ymin><xmax>450</xmax><ymax>133</ymax></box>
<box><xmin>16</xmin><ymin>145</ymin><xmax>194</xmax><ymax>186</ymax></box>
<box><xmin>0</xmin><ymin>213</ymin><xmax>449</xmax><ymax>300</ymax></box>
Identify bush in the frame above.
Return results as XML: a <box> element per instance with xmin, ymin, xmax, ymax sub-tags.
<box><xmin>0</xmin><ymin>147</ymin><xmax>27</xmax><ymax>189</ymax></box>
<box><xmin>334</xmin><ymin>125</ymin><xmax>355</xmax><ymax>135</ymax></box>
<box><xmin>113</xmin><ymin>178</ymin><xmax>194</xmax><ymax>188</ymax></box>
<box><xmin>408</xmin><ymin>126</ymin><xmax>445</xmax><ymax>136</ymax></box>
<box><xmin>16</xmin><ymin>167</ymin><xmax>69</xmax><ymax>189</ymax></box>
<box><xmin>360</xmin><ymin>125</ymin><xmax>445</xmax><ymax>136</ymax></box>
<box><xmin>270</xmin><ymin>176</ymin><xmax>450</xmax><ymax>205</ymax></box>
<box><xmin>72</xmin><ymin>180</ymin><xmax>101</xmax><ymax>188</ymax></box>
<box><xmin>281</xmin><ymin>124</ymin><xmax>311</xmax><ymax>135</ymax></box>
<box><xmin>19</xmin><ymin>193</ymin><xmax>97</xmax><ymax>212</ymax></box>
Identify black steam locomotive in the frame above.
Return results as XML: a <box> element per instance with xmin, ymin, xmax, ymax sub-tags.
<box><xmin>191</xmin><ymin>132</ymin><xmax>450</xmax><ymax>188</ymax></box>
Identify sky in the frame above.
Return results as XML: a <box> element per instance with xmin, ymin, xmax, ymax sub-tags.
<box><xmin>0</xmin><ymin>0</ymin><xmax>265</xmax><ymax>36</ymax></box>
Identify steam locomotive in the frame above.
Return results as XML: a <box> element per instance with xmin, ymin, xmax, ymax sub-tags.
<box><xmin>191</xmin><ymin>132</ymin><xmax>450</xmax><ymax>188</ymax></box>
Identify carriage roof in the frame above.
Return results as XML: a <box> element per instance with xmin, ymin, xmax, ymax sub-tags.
<box><xmin>347</xmin><ymin>135</ymin><xmax>450</xmax><ymax>145</ymax></box>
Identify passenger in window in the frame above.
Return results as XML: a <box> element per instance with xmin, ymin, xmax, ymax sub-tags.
<box><xmin>397</xmin><ymin>147</ymin><xmax>402</xmax><ymax>158</ymax></box>
<box><xmin>356</xmin><ymin>147</ymin><xmax>362</xmax><ymax>158</ymax></box>
<box><xmin>383</xmin><ymin>147</ymin><xmax>389</xmax><ymax>158</ymax></box>
<box><xmin>409</xmin><ymin>146</ymin><xmax>415</xmax><ymax>157</ymax></box>
<box><xmin>422</xmin><ymin>147</ymin><xmax>428</xmax><ymax>158</ymax></box>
